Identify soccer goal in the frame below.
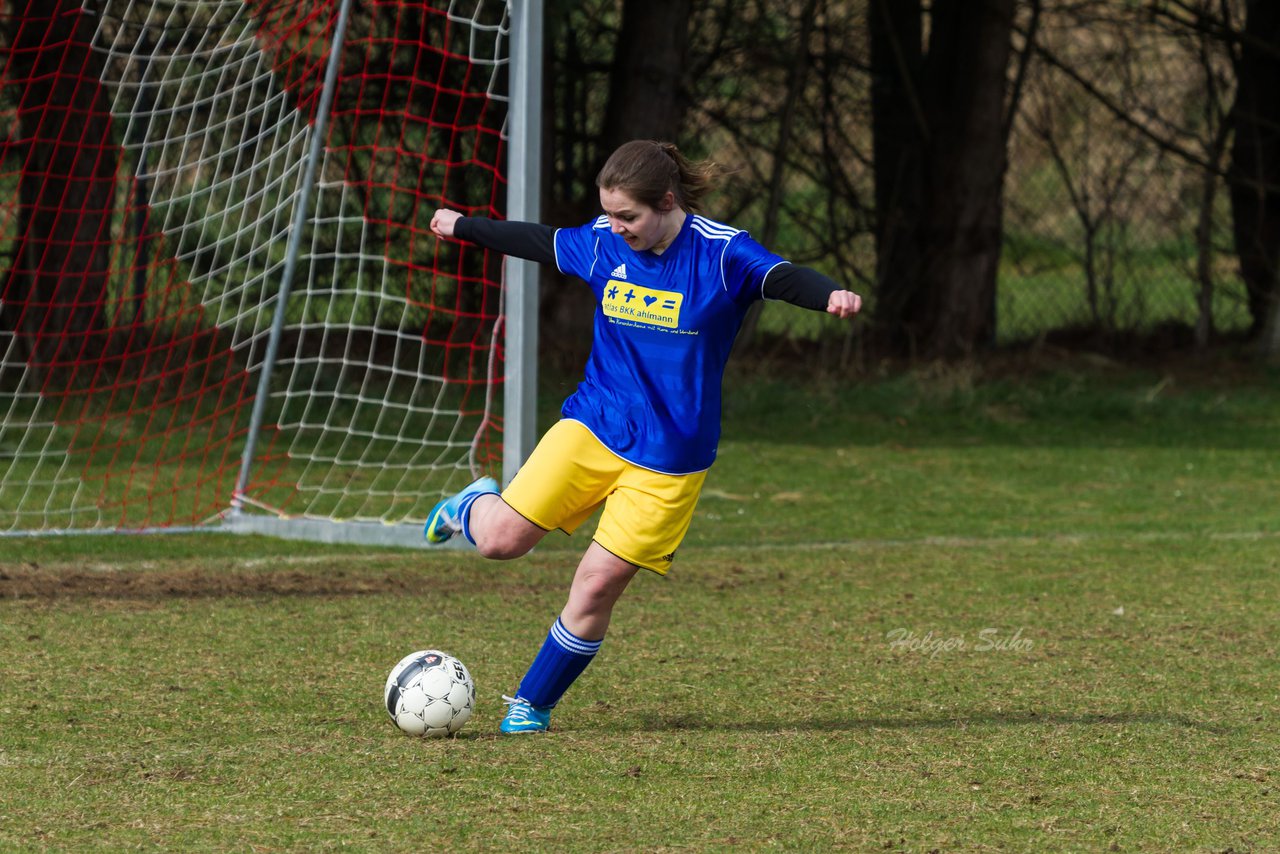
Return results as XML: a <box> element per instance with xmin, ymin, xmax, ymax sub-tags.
<box><xmin>0</xmin><ymin>0</ymin><xmax>540</xmax><ymax>547</ymax></box>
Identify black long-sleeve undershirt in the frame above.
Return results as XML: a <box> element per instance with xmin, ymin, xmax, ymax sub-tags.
<box><xmin>454</xmin><ymin>217</ymin><xmax>556</xmax><ymax>265</ymax></box>
<box><xmin>760</xmin><ymin>263</ymin><xmax>840</xmax><ymax>312</ymax></box>
<box><xmin>452</xmin><ymin>216</ymin><xmax>841</xmax><ymax>312</ymax></box>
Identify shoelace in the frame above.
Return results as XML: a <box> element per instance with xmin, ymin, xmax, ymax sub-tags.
<box><xmin>437</xmin><ymin>503</ymin><xmax>461</xmax><ymax>530</ymax></box>
<box><xmin>501</xmin><ymin>694</ymin><xmax>531</xmax><ymax>715</ymax></box>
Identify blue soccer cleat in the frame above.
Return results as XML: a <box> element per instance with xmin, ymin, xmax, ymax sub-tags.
<box><xmin>424</xmin><ymin>475</ymin><xmax>500</xmax><ymax>544</ymax></box>
<box><xmin>500</xmin><ymin>695</ymin><xmax>552</xmax><ymax>734</ymax></box>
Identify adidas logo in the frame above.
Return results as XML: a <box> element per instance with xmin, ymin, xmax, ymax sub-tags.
<box><xmin>610</xmin><ymin>263</ymin><xmax>627</xmax><ymax>280</ymax></box>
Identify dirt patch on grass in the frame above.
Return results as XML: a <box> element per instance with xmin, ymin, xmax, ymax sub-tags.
<box><xmin>0</xmin><ymin>563</ymin><xmax>424</xmax><ymax>600</ymax></box>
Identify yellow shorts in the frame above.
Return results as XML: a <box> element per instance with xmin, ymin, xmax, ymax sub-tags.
<box><xmin>501</xmin><ymin>419</ymin><xmax>707</xmax><ymax>575</ymax></box>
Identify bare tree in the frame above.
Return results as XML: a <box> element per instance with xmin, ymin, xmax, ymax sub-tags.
<box><xmin>691</xmin><ymin>0</ymin><xmax>873</xmax><ymax>360</ymax></box>
<box><xmin>1023</xmin><ymin>1</ymin><xmax>1280</xmax><ymax>354</ymax></box>
<box><xmin>732</xmin><ymin>0</ymin><xmax>821</xmax><ymax>350</ymax></box>
<box><xmin>1026</xmin><ymin>95</ymin><xmax>1154</xmax><ymax>336</ymax></box>
<box><xmin>1176</xmin><ymin>1</ymin><xmax>1238</xmax><ymax>350</ymax></box>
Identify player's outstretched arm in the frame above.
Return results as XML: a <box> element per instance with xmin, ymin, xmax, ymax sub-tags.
<box><xmin>763</xmin><ymin>263</ymin><xmax>861</xmax><ymax>319</ymax></box>
<box><xmin>430</xmin><ymin>208</ymin><xmax>557</xmax><ymax>266</ymax></box>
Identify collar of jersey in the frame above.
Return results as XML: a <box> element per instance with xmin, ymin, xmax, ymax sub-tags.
<box><xmin>641</xmin><ymin>212</ymin><xmax>692</xmax><ymax>261</ymax></box>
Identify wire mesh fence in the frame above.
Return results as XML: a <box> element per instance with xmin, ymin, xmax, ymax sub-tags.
<box><xmin>545</xmin><ymin>0</ymin><xmax>1254</xmax><ymax>354</ymax></box>
<box><xmin>998</xmin><ymin>1</ymin><xmax>1245</xmax><ymax>347</ymax></box>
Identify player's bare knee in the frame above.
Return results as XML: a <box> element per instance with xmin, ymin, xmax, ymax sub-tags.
<box><xmin>573</xmin><ymin>569</ymin><xmax>629</xmax><ymax>612</ymax></box>
<box><xmin>474</xmin><ymin>533</ymin><xmax>523</xmax><ymax>560</ymax></box>
<box><xmin>468</xmin><ymin>498</ymin><xmax>541</xmax><ymax>559</ymax></box>
<box><xmin>474</xmin><ymin>524</ymin><xmax>536</xmax><ymax>560</ymax></box>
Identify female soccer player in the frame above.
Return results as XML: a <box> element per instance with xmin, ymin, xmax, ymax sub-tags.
<box><xmin>426</xmin><ymin>140</ymin><xmax>860</xmax><ymax>734</ymax></box>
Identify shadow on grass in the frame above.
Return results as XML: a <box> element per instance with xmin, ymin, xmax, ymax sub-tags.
<box><xmin>609</xmin><ymin>709</ymin><xmax>1234</xmax><ymax>735</ymax></box>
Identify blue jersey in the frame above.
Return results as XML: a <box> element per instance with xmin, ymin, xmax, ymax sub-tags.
<box><xmin>552</xmin><ymin>214</ymin><xmax>786</xmax><ymax>474</ymax></box>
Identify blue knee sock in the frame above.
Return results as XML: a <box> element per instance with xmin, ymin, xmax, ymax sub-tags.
<box><xmin>456</xmin><ymin>491</ymin><xmax>490</xmax><ymax>546</ymax></box>
<box><xmin>517</xmin><ymin>617</ymin><xmax>602</xmax><ymax>709</ymax></box>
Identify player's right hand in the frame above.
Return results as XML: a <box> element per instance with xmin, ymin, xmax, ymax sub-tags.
<box><xmin>431</xmin><ymin>209</ymin><xmax>462</xmax><ymax>238</ymax></box>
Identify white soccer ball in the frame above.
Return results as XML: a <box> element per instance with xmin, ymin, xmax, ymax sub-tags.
<box><xmin>384</xmin><ymin>649</ymin><xmax>475</xmax><ymax>737</ymax></box>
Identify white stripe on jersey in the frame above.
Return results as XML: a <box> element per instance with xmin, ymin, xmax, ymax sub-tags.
<box><xmin>689</xmin><ymin>216</ymin><xmax>745</xmax><ymax>292</ymax></box>
<box><xmin>690</xmin><ymin>215</ymin><xmax>740</xmax><ymax>241</ymax></box>
<box><xmin>759</xmin><ymin>259</ymin><xmax>791</xmax><ymax>301</ymax></box>
<box><xmin>592</xmin><ymin>214</ymin><xmax>610</xmax><ymax>230</ymax></box>
<box><xmin>553</xmin><ymin>228</ymin><xmax>567</xmax><ymax>276</ymax></box>
<box><xmin>553</xmin><ymin>227</ymin><xmax>603</xmax><ymax>278</ymax></box>
<box><xmin>588</xmin><ymin>236</ymin><xmax>601</xmax><ymax>279</ymax></box>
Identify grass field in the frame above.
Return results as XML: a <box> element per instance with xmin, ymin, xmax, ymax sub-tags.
<box><xmin>2</xmin><ymin>355</ymin><xmax>1278</xmax><ymax>851</ymax></box>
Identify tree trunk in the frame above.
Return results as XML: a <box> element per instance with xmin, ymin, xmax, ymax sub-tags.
<box><xmin>599</xmin><ymin>0</ymin><xmax>691</xmax><ymax>157</ymax></box>
<box><xmin>1226</xmin><ymin>0</ymin><xmax>1280</xmax><ymax>357</ymax></box>
<box><xmin>541</xmin><ymin>0</ymin><xmax>692</xmax><ymax>369</ymax></box>
<box><xmin>869</xmin><ymin>0</ymin><xmax>926</xmax><ymax>355</ymax></box>
<box><xmin>1</xmin><ymin>0</ymin><xmax>115</xmax><ymax>375</ymax></box>
<box><xmin>1195</xmin><ymin>126</ymin><xmax>1230</xmax><ymax>351</ymax></box>
<box><xmin>870</xmin><ymin>0</ymin><xmax>1016</xmax><ymax>359</ymax></box>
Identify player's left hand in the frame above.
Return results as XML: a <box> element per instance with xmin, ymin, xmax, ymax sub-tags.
<box><xmin>827</xmin><ymin>289</ymin><xmax>862</xmax><ymax>319</ymax></box>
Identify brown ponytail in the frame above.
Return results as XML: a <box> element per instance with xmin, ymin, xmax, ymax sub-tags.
<box><xmin>596</xmin><ymin>140</ymin><xmax>720</xmax><ymax>214</ymax></box>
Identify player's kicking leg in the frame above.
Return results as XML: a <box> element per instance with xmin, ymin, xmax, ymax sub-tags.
<box><xmin>424</xmin><ymin>477</ymin><xmax>544</xmax><ymax>558</ymax></box>
<box><xmin>501</xmin><ymin>542</ymin><xmax>638</xmax><ymax>734</ymax></box>
<box><xmin>424</xmin><ymin>476</ymin><xmax>500</xmax><ymax>544</ymax></box>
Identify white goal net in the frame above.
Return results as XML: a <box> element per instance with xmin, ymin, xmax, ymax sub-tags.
<box><xmin>0</xmin><ymin>0</ymin><xmax>531</xmax><ymax>545</ymax></box>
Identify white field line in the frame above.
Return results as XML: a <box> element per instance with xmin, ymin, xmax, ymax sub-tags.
<box><xmin>698</xmin><ymin>529</ymin><xmax>1280</xmax><ymax>553</ymax></box>
<box><xmin>7</xmin><ymin>529</ymin><xmax>1273</xmax><ymax>574</ymax></box>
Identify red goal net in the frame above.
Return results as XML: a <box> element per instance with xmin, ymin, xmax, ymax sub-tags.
<box><xmin>0</xmin><ymin>0</ymin><xmax>512</xmax><ymax>538</ymax></box>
